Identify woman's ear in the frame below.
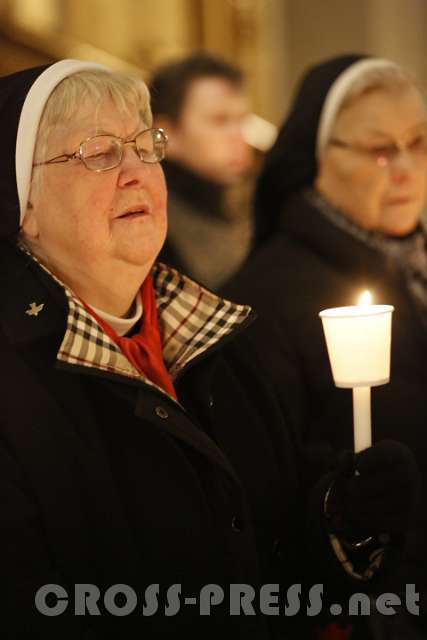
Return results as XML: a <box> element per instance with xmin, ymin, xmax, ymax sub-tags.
<box><xmin>21</xmin><ymin>202</ymin><xmax>39</xmax><ymax>239</ymax></box>
<box><xmin>22</xmin><ymin>175</ymin><xmax>41</xmax><ymax>239</ymax></box>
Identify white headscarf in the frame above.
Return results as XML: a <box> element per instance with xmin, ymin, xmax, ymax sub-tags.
<box><xmin>16</xmin><ymin>59</ymin><xmax>108</xmax><ymax>224</ymax></box>
<box><xmin>316</xmin><ymin>58</ymin><xmax>400</xmax><ymax>159</ymax></box>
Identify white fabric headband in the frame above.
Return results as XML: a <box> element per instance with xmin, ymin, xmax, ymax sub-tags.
<box><xmin>16</xmin><ymin>59</ymin><xmax>109</xmax><ymax>225</ymax></box>
<box><xmin>316</xmin><ymin>58</ymin><xmax>400</xmax><ymax>159</ymax></box>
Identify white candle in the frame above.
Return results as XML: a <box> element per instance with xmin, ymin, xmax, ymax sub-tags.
<box><xmin>353</xmin><ymin>386</ymin><xmax>371</xmax><ymax>452</ymax></box>
<box><xmin>319</xmin><ymin>292</ymin><xmax>394</xmax><ymax>452</ymax></box>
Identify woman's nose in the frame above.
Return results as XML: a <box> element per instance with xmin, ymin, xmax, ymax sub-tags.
<box><xmin>389</xmin><ymin>148</ymin><xmax>420</xmax><ymax>182</ymax></box>
<box><xmin>117</xmin><ymin>145</ymin><xmax>147</xmax><ymax>187</ymax></box>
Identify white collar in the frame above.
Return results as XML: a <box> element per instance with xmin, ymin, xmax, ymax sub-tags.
<box><xmin>91</xmin><ymin>294</ymin><xmax>143</xmax><ymax>336</ymax></box>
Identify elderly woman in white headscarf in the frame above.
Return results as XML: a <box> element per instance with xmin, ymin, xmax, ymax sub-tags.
<box><xmin>0</xmin><ymin>59</ymin><xmax>418</xmax><ymax>640</ymax></box>
<box><xmin>226</xmin><ymin>55</ymin><xmax>427</xmax><ymax>638</ymax></box>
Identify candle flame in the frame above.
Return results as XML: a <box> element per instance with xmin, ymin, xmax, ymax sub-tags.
<box><xmin>358</xmin><ymin>290</ymin><xmax>372</xmax><ymax>306</ymax></box>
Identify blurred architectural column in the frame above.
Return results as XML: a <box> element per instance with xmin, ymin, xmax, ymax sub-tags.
<box><xmin>200</xmin><ymin>0</ymin><xmax>290</xmax><ymax>125</ymax></box>
<box><xmin>284</xmin><ymin>0</ymin><xmax>368</xmax><ymax>105</ymax></box>
<box><xmin>63</xmin><ymin>0</ymin><xmax>138</xmax><ymax>62</ymax></box>
<box><xmin>131</xmin><ymin>0</ymin><xmax>202</xmax><ymax>70</ymax></box>
<box><xmin>366</xmin><ymin>0</ymin><xmax>427</xmax><ymax>91</ymax></box>
<box><xmin>63</xmin><ymin>0</ymin><xmax>202</xmax><ymax>73</ymax></box>
<box><xmin>6</xmin><ymin>0</ymin><xmax>60</xmax><ymax>30</ymax></box>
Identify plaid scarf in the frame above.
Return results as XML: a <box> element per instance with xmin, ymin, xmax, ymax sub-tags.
<box><xmin>21</xmin><ymin>248</ymin><xmax>252</xmax><ymax>401</ymax></box>
<box><xmin>82</xmin><ymin>274</ymin><xmax>177</xmax><ymax>400</ymax></box>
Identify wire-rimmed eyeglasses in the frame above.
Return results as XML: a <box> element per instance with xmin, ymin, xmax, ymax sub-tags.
<box><xmin>329</xmin><ymin>134</ymin><xmax>427</xmax><ymax>168</ymax></box>
<box><xmin>33</xmin><ymin>127</ymin><xmax>168</xmax><ymax>172</ymax></box>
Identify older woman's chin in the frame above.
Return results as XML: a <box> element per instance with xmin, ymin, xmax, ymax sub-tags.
<box><xmin>380</xmin><ymin>212</ymin><xmax>422</xmax><ymax>237</ymax></box>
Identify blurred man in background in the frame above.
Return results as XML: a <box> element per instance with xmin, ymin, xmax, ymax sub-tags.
<box><xmin>150</xmin><ymin>52</ymin><xmax>254</xmax><ymax>290</ymax></box>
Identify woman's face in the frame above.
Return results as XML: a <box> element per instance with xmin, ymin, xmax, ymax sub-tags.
<box><xmin>315</xmin><ymin>87</ymin><xmax>427</xmax><ymax>236</ymax></box>
<box><xmin>24</xmin><ymin>99</ymin><xmax>167</xmax><ymax>285</ymax></box>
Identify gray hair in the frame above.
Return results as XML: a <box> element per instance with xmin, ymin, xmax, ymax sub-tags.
<box><xmin>340</xmin><ymin>65</ymin><xmax>421</xmax><ymax>110</ymax></box>
<box><xmin>316</xmin><ymin>59</ymin><xmax>424</xmax><ymax>157</ymax></box>
<box><xmin>31</xmin><ymin>69</ymin><xmax>152</xmax><ymax>194</ymax></box>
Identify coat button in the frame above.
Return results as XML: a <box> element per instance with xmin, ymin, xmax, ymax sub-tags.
<box><xmin>155</xmin><ymin>406</ymin><xmax>169</xmax><ymax>419</ymax></box>
<box><xmin>231</xmin><ymin>516</ymin><xmax>244</xmax><ymax>533</ymax></box>
<box><xmin>208</xmin><ymin>394</ymin><xmax>214</xmax><ymax>408</ymax></box>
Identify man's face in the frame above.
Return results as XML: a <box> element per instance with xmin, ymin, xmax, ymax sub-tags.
<box><xmin>163</xmin><ymin>77</ymin><xmax>253</xmax><ymax>185</ymax></box>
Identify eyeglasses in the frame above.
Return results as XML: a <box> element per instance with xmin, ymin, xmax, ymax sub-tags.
<box><xmin>33</xmin><ymin>127</ymin><xmax>168</xmax><ymax>172</ymax></box>
<box><xmin>329</xmin><ymin>134</ymin><xmax>427</xmax><ymax>168</ymax></box>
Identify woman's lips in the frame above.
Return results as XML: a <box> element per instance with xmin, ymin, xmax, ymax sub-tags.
<box><xmin>116</xmin><ymin>206</ymin><xmax>151</xmax><ymax>220</ymax></box>
<box><xmin>386</xmin><ymin>196</ymin><xmax>414</xmax><ymax>205</ymax></box>
<box><xmin>118</xmin><ymin>211</ymin><xmax>146</xmax><ymax>219</ymax></box>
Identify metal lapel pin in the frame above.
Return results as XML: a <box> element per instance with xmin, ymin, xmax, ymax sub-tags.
<box><xmin>25</xmin><ymin>302</ymin><xmax>45</xmax><ymax>317</ymax></box>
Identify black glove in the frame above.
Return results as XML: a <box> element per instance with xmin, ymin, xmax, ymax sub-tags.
<box><xmin>326</xmin><ymin>439</ymin><xmax>419</xmax><ymax>539</ymax></box>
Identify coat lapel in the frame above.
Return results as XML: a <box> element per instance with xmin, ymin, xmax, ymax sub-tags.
<box><xmin>134</xmin><ymin>387</ymin><xmax>243</xmax><ymax>487</ymax></box>
<box><xmin>0</xmin><ymin>331</ymin><xmax>140</xmax><ymax>584</ymax></box>
<box><xmin>0</xmin><ymin>245</ymin><xmax>139</xmax><ymax>582</ymax></box>
<box><xmin>0</xmin><ymin>242</ymin><xmax>243</xmax><ymax>510</ymax></box>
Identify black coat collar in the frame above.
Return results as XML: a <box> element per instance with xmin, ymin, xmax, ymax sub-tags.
<box><xmin>0</xmin><ymin>241</ymin><xmax>244</xmax><ymax>487</ymax></box>
<box><xmin>0</xmin><ymin>240</ymin><xmax>67</xmax><ymax>346</ymax></box>
<box><xmin>279</xmin><ymin>192</ymin><xmax>403</xmax><ymax>280</ymax></box>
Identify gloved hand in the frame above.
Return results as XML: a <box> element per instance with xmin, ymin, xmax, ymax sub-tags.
<box><xmin>325</xmin><ymin>439</ymin><xmax>419</xmax><ymax>539</ymax></box>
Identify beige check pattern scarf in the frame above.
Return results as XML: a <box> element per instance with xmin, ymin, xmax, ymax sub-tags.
<box><xmin>21</xmin><ymin>247</ymin><xmax>253</xmax><ymax>392</ymax></box>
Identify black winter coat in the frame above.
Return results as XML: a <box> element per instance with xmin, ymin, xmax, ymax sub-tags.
<box><xmin>0</xmin><ymin>241</ymin><xmax>358</xmax><ymax>639</ymax></box>
<box><xmin>225</xmin><ymin>192</ymin><xmax>427</xmax><ymax>598</ymax></box>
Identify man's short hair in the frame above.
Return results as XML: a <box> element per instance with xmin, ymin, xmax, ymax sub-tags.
<box><xmin>149</xmin><ymin>51</ymin><xmax>243</xmax><ymax>122</ymax></box>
